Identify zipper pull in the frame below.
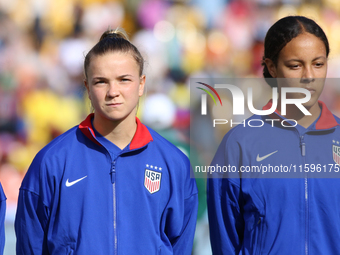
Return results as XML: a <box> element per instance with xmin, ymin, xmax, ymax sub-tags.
<box><xmin>110</xmin><ymin>161</ymin><xmax>116</xmax><ymax>184</ymax></box>
<box><xmin>111</xmin><ymin>161</ymin><xmax>116</xmax><ymax>174</ymax></box>
<box><xmin>302</xmin><ymin>143</ymin><xmax>305</xmax><ymax>156</ymax></box>
<box><xmin>301</xmin><ymin>136</ymin><xmax>305</xmax><ymax>156</ymax></box>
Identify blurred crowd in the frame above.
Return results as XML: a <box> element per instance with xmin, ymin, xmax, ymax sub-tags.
<box><xmin>2</xmin><ymin>0</ymin><xmax>340</xmax><ymax>254</ymax></box>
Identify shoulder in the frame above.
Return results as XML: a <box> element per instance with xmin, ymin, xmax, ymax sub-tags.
<box><xmin>21</xmin><ymin>126</ymin><xmax>79</xmax><ymax>191</ymax></box>
<box><xmin>34</xmin><ymin>126</ymin><xmax>79</xmax><ymax>161</ymax></box>
<box><xmin>145</xmin><ymin>126</ymin><xmax>192</xmax><ymax>176</ymax></box>
<box><xmin>146</xmin><ymin>127</ymin><xmax>189</xmax><ymax>162</ymax></box>
<box><xmin>220</xmin><ymin>114</ymin><xmax>272</xmax><ymax>146</ymax></box>
<box><xmin>145</xmin><ymin>126</ymin><xmax>197</xmax><ymax>196</ymax></box>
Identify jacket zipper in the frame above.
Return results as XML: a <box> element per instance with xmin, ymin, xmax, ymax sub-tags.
<box><xmin>87</xmin><ymin>127</ymin><xmax>120</xmax><ymax>254</ymax></box>
<box><xmin>111</xmin><ymin>160</ymin><xmax>117</xmax><ymax>254</ymax></box>
<box><xmin>300</xmin><ymin>135</ymin><xmax>308</xmax><ymax>255</ymax></box>
<box><xmin>86</xmin><ymin>127</ymin><xmax>149</xmax><ymax>254</ymax></box>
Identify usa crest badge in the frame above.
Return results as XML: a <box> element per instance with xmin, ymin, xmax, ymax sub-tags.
<box><xmin>144</xmin><ymin>169</ymin><xmax>161</xmax><ymax>194</ymax></box>
<box><xmin>333</xmin><ymin>142</ymin><xmax>340</xmax><ymax>165</ymax></box>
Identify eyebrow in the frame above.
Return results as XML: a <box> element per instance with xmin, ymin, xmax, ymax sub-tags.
<box><xmin>92</xmin><ymin>77</ymin><xmax>107</xmax><ymax>80</ymax></box>
<box><xmin>92</xmin><ymin>74</ymin><xmax>134</xmax><ymax>79</ymax></box>
<box><xmin>91</xmin><ymin>74</ymin><xmax>135</xmax><ymax>81</ymax></box>
<box><xmin>285</xmin><ymin>56</ymin><xmax>326</xmax><ymax>62</ymax></box>
<box><xmin>117</xmin><ymin>74</ymin><xmax>134</xmax><ymax>78</ymax></box>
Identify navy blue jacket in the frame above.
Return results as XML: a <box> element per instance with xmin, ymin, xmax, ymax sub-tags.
<box><xmin>15</xmin><ymin>114</ymin><xmax>198</xmax><ymax>254</ymax></box>
<box><xmin>208</xmin><ymin>101</ymin><xmax>340</xmax><ymax>254</ymax></box>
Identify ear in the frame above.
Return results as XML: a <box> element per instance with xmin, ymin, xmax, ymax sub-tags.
<box><xmin>84</xmin><ymin>80</ymin><xmax>91</xmax><ymax>100</ymax></box>
<box><xmin>264</xmin><ymin>58</ymin><xmax>277</xmax><ymax>78</ymax></box>
<box><xmin>139</xmin><ymin>75</ymin><xmax>146</xmax><ymax>97</ymax></box>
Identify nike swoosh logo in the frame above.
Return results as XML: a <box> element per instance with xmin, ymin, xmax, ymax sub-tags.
<box><xmin>66</xmin><ymin>176</ymin><xmax>87</xmax><ymax>187</ymax></box>
<box><xmin>256</xmin><ymin>150</ymin><xmax>278</xmax><ymax>162</ymax></box>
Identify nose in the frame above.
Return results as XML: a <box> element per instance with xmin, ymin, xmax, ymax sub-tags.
<box><xmin>301</xmin><ymin>66</ymin><xmax>315</xmax><ymax>83</ymax></box>
<box><xmin>107</xmin><ymin>82</ymin><xmax>120</xmax><ymax>98</ymax></box>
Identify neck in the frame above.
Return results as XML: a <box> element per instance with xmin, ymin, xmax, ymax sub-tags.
<box><xmin>277</xmin><ymin>100</ymin><xmax>321</xmax><ymax>128</ymax></box>
<box><xmin>93</xmin><ymin>114</ymin><xmax>137</xmax><ymax>149</ymax></box>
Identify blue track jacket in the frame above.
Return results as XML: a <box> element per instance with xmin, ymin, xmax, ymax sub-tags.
<box><xmin>0</xmin><ymin>183</ymin><xmax>5</xmax><ymax>255</ymax></box>
<box><xmin>15</xmin><ymin>114</ymin><xmax>198</xmax><ymax>255</ymax></box>
<box><xmin>208</xmin><ymin>101</ymin><xmax>340</xmax><ymax>254</ymax></box>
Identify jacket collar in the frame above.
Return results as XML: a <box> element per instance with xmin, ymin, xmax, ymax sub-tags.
<box><xmin>79</xmin><ymin>113</ymin><xmax>153</xmax><ymax>150</ymax></box>
<box><xmin>262</xmin><ymin>100</ymin><xmax>339</xmax><ymax>130</ymax></box>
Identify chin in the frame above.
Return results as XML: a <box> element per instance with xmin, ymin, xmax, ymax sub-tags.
<box><xmin>96</xmin><ymin>112</ymin><xmax>123</xmax><ymax>122</ymax></box>
<box><xmin>302</xmin><ymin>99</ymin><xmax>319</xmax><ymax>111</ymax></box>
<box><xmin>106</xmin><ymin>116</ymin><xmax>126</xmax><ymax>122</ymax></box>
<box><xmin>107</xmin><ymin>113</ymin><xmax>136</xmax><ymax>123</ymax></box>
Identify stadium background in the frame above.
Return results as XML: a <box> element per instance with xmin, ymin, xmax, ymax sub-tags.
<box><xmin>1</xmin><ymin>0</ymin><xmax>340</xmax><ymax>254</ymax></box>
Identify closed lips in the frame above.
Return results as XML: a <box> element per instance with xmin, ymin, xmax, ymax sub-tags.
<box><xmin>107</xmin><ymin>103</ymin><xmax>122</xmax><ymax>105</ymax></box>
<box><xmin>306</xmin><ymin>88</ymin><xmax>316</xmax><ymax>94</ymax></box>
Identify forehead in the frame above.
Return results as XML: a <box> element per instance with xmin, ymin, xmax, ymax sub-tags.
<box><xmin>88</xmin><ymin>51</ymin><xmax>139</xmax><ymax>75</ymax></box>
<box><xmin>279</xmin><ymin>32</ymin><xmax>327</xmax><ymax>60</ymax></box>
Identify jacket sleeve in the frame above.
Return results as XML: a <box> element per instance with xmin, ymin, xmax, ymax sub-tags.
<box><xmin>15</xmin><ymin>153</ymin><xmax>51</xmax><ymax>255</ymax></box>
<box><xmin>0</xmin><ymin>183</ymin><xmax>6</xmax><ymax>255</ymax></box>
<box><xmin>164</xmin><ymin>154</ymin><xmax>198</xmax><ymax>255</ymax></box>
<box><xmin>171</xmin><ymin>192</ymin><xmax>198</xmax><ymax>254</ymax></box>
<box><xmin>15</xmin><ymin>189</ymin><xmax>50</xmax><ymax>255</ymax></box>
<box><xmin>207</xmin><ymin>131</ymin><xmax>245</xmax><ymax>255</ymax></box>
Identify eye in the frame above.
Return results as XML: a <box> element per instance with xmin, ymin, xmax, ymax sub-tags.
<box><xmin>94</xmin><ymin>80</ymin><xmax>105</xmax><ymax>85</ymax></box>
<box><xmin>314</xmin><ymin>62</ymin><xmax>324</xmax><ymax>67</ymax></box>
<box><xmin>288</xmin><ymin>64</ymin><xmax>300</xmax><ymax>69</ymax></box>
<box><xmin>121</xmin><ymin>78</ymin><xmax>131</xmax><ymax>82</ymax></box>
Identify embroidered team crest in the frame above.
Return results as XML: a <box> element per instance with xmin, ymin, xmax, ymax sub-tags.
<box><xmin>333</xmin><ymin>143</ymin><xmax>340</xmax><ymax>165</ymax></box>
<box><xmin>144</xmin><ymin>169</ymin><xmax>162</xmax><ymax>194</ymax></box>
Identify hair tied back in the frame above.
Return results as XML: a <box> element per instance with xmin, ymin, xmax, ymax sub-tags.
<box><xmin>84</xmin><ymin>27</ymin><xmax>144</xmax><ymax>78</ymax></box>
<box><xmin>99</xmin><ymin>28</ymin><xmax>130</xmax><ymax>42</ymax></box>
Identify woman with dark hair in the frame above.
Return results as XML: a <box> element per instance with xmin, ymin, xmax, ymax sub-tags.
<box><xmin>15</xmin><ymin>28</ymin><xmax>198</xmax><ymax>255</ymax></box>
<box><xmin>207</xmin><ymin>16</ymin><xmax>339</xmax><ymax>254</ymax></box>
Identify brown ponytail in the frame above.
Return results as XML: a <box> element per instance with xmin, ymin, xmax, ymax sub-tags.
<box><xmin>84</xmin><ymin>28</ymin><xmax>144</xmax><ymax>79</ymax></box>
